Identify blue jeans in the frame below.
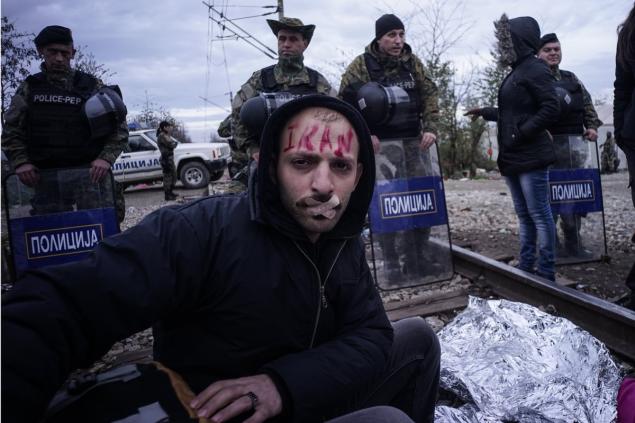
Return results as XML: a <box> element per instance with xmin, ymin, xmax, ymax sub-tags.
<box><xmin>505</xmin><ymin>169</ymin><xmax>556</xmax><ymax>281</ymax></box>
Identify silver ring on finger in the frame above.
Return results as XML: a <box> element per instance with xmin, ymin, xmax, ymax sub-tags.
<box><xmin>246</xmin><ymin>391</ymin><xmax>259</xmax><ymax>410</ymax></box>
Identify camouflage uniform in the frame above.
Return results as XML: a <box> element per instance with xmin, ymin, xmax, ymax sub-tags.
<box><xmin>157</xmin><ymin>132</ymin><xmax>177</xmax><ymax>197</ymax></box>
<box><xmin>339</xmin><ymin>41</ymin><xmax>441</xmax><ymax>281</ymax></box>
<box><xmin>550</xmin><ymin>66</ymin><xmax>603</xmax><ymax>257</ymax></box>
<box><xmin>218</xmin><ymin>114</ymin><xmax>247</xmax><ymax>181</ymax></box>
<box><xmin>1</xmin><ymin>65</ymin><xmax>128</xmax><ymax>221</ymax></box>
<box><xmin>601</xmin><ymin>133</ymin><xmax>620</xmax><ymax>173</ymax></box>
<box><xmin>339</xmin><ymin>42</ymin><xmax>439</xmax><ymax>136</ymax></box>
<box><xmin>231</xmin><ymin>64</ymin><xmax>335</xmax><ymax>158</ymax></box>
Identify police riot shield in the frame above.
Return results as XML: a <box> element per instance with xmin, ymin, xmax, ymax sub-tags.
<box><xmin>549</xmin><ymin>135</ymin><xmax>607</xmax><ymax>264</ymax></box>
<box><xmin>2</xmin><ymin>167</ymin><xmax>120</xmax><ymax>279</ymax></box>
<box><xmin>367</xmin><ymin>137</ymin><xmax>454</xmax><ymax>290</ymax></box>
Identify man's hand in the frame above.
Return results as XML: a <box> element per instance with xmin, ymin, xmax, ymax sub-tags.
<box><xmin>464</xmin><ymin>108</ymin><xmax>483</xmax><ymax>122</ymax></box>
<box><xmin>371</xmin><ymin>135</ymin><xmax>381</xmax><ymax>154</ymax></box>
<box><xmin>420</xmin><ymin>131</ymin><xmax>436</xmax><ymax>151</ymax></box>
<box><xmin>190</xmin><ymin>374</ymin><xmax>282</xmax><ymax>423</ymax></box>
<box><xmin>89</xmin><ymin>158</ymin><xmax>111</xmax><ymax>184</ymax></box>
<box><xmin>15</xmin><ymin>163</ymin><xmax>40</xmax><ymax>187</ymax></box>
<box><xmin>584</xmin><ymin>128</ymin><xmax>598</xmax><ymax>142</ymax></box>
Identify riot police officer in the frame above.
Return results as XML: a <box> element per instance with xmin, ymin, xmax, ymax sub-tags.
<box><xmin>230</xmin><ymin>17</ymin><xmax>335</xmax><ymax>189</ymax></box>
<box><xmin>1</xmin><ymin>25</ymin><xmax>128</xmax><ymax>220</ymax></box>
<box><xmin>339</xmin><ymin>14</ymin><xmax>441</xmax><ymax>282</ymax></box>
<box><xmin>538</xmin><ymin>33</ymin><xmax>603</xmax><ymax>259</ymax></box>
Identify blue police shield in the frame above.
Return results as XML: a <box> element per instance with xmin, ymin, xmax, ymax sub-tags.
<box><xmin>3</xmin><ymin>167</ymin><xmax>120</xmax><ymax>279</ymax></box>
<box><xmin>367</xmin><ymin>138</ymin><xmax>454</xmax><ymax>290</ymax></box>
<box><xmin>549</xmin><ymin>135</ymin><xmax>607</xmax><ymax>264</ymax></box>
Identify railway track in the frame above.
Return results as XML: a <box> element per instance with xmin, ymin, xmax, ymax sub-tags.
<box><xmin>386</xmin><ymin>244</ymin><xmax>635</xmax><ymax>361</ymax></box>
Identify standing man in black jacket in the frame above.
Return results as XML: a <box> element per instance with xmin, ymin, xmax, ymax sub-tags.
<box><xmin>2</xmin><ymin>96</ymin><xmax>440</xmax><ymax>423</ymax></box>
<box><xmin>466</xmin><ymin>15</ymin><xmax>560</xmax><ymax>281</ymax></box>
<box><xmin>537</xmin><ymin>33</ymin><xmax>603</xmax><ymax>259</ymax></box>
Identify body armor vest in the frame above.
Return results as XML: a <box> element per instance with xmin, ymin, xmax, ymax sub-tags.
<box><xmin>550</xmin><ymin>70</ymin><xmax>585</xmax><ymax>136</ymax></box>
<box><xmin>26</xmin><ymin>71</ymin><xmax>100</xmax><ymax>169</ymax></box>
<box><xmin>260</xmin><ymin>65</ymin><xmax>319</xmax><ymax>95</ymax></box>
<box><xmin>363</xmin><ymin>53</ymin><xmax>421</xmax><ymax>139</ymax></box>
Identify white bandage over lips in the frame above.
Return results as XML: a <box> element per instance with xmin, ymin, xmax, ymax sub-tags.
<box><xmin>304</xmin><ymin>195</ymin><xmax>341</xmax><ymax>219</ymax></box>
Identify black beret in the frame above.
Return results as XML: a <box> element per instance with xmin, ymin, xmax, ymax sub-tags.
<box><xmin>540</xmin><ymin>33</ymin><xmax>559</xmax><ymax>48</ymax></box>
<box><xmin>375</xmin><ymin>14</ymin><xmax>404</xmax><ymax>40</ymax></box>
<box><xmin>34</xmin><ymin>25</ymin><xmax>73</xmax><ymax>48</ymax></box>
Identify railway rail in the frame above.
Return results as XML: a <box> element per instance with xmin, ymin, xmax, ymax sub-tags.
<box><xmin>385</xmin><ymin>244</ymin><xmax>635</xmax><ymax>361</ymax></box>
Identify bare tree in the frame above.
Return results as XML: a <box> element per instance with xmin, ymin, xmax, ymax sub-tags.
<box><xmin>403</xmin><ymin>0</ymin><xmax>477</xmax><ymax>176</ymax></box>
<box><xmin>129</xmin><ymin>91</ymin><xmax>193</xmax><ymax>143</ymax></box>
<box><xmin>1</xmin><ymin>17</ymin><xmax>38</xmax><ymax>124</ymax></box>
<box><xmin>405</xmin><ymin>0</ymin><xmax>471</xmax><ymax>66</ymax></box>
<box><xmin>73</xmin><ymin>45</ymin><xmax>116</xmax><ymax>84</ymax></box>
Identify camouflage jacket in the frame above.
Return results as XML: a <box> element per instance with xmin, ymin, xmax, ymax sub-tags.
<box><xmin>338</xmin><ymin>41</ymin><xmax>440</xmax><ymax>136</ymax></box>
<box><xmin>1</xmin><ymin>65</ymin><xmax>128</xmax><ymax>169</ymax></box>
<box><xmin>552</xmin><ymin>67</ymin><xmax>603</xmax><ymax>130</ymax></box>
<box><xmin>157</xmin><ymin>132</ymin><xmax>177</xmax><ymax>158</ymax></box>
<box><xmin>231</xmin><ymin>61</ymin><xmax>335</xmax><ymax>156</ymax></box>
<box><xmin>217</xmin><ymin>115</ymin><xmax>232</xmax><ymax>139</ymax></box>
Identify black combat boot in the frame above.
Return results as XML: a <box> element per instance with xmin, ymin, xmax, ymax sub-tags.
<box><xmin>164</xmin><ymin>192</ymin><xmax>178</xmax><ymax>201</ymax></box>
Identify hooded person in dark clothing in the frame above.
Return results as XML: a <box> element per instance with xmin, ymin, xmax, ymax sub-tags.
<box><xmin>466</xmin><ymin>15</ymin><xmax>560</xmax><ymax>281</ymax></box>
<box><xmin>1</xmin><ymin>95</ymin><xmax>440</xmax><ymax>423</ymax></box>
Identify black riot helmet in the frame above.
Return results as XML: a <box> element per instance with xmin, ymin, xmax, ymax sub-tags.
<box><xmin>83</xmin><ymin>86</ymin><xmax>127</xmax><ymax>140</ymax></box>
<box><xmin>355</xmin><ymin>81</ymin><xmax>418</xmax><ymax>136</ymax></box>
<box><xmin>239</xmin><ymin>92</ymin><xmax>298</xmax><ymax>133</ymax></box>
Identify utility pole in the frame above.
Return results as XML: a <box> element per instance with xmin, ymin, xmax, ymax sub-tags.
<box><xmin>277</xmin><ymin>0</ymin><xmax>284</xmax><ymax>19</ymax></box>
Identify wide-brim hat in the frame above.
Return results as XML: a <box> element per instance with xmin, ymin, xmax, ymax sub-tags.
<box><xmin>266</xmin><ymin>17</ymin><xmax>315</xmax><ymax>44</ymax></box>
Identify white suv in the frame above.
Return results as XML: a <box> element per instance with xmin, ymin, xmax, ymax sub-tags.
<box><xmin>113</xmin><ymin>130</ymin><xmax>231</xmax><ymax>189</ymax></box>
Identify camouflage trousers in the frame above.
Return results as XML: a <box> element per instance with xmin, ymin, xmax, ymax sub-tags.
<box><xmin>161</xmin><ymin>156</ymin><xmax>176</xmax><ymax>194</ymax></box>
<box><xmin>114</xmin><ymin>181</ymin><xmax>125</xmax><ymax>223</ymax></box>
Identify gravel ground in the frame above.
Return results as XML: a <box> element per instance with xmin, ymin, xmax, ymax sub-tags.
<box><xmin>445</xmin><ymin>170</ymin><xmax>634</xmax><ymax>300</ymax></box>
<box><xmin>79</xmin><ymin>170</ymin><xmax>634</xmax><ymax>371</ymax></box>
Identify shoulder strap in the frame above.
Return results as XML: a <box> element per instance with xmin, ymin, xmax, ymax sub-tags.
<box><xmin>25</xmin><ymin>72</ymin><xmax>46</xmax><ymax>86</ymax></box>
<box><xmin>363</xmin><ymin>53</ymin><xmax>384</xmax><ymax>82</ymax></box>
<box><xmin>305</xmin><ymin>67</ymin><xmax>319</xmax><ymax>88</ymax></box>
<box><xmin>260</xmin><ymin>65</ymin><xmax>278</xmax><ymax>91</ymax></box>
<box><xmin>559</xmin><ymin>69</ymin><xmax>573</xmax><ymax>79</ymax></box>
<box><xmin>73</xmin><ymin>71</ymin><xmax>98</xmax><ymax>99</ymax></box>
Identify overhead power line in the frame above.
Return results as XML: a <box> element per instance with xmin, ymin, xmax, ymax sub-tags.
<box><xmin>202</xmin><ymin>1</ymin><xmax>278</xmax><ymax>59</ymax></box>
<box><xmin>199</xmin><ymin>96</ymin><xmax>231</xmax><ymax>113</ymax></box>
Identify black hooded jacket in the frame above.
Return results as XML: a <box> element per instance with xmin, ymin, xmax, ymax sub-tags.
<box><xmin>480</xmin><ymin>16</ymin><xmax>560</xmax><ymax>176</ymax></box>
<box><xmin>1</xmin><ymin>96</ymin><xmax>391</xmax><ymax>423</ymax></box>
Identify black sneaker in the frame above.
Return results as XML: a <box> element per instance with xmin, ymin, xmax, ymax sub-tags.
<box><xmin>164</xmin><ymin>193</ymin><xmax>178</xmax><ymax>201</ymax></box>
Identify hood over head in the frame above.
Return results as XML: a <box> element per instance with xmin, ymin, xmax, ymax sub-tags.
<box><xmin>495</xmin><ymin>14</ymin><xmax>541</xmax><ymax>67</ymax></box>
<box><xmin>251</xmin><ymin>95</ymin><xmax>375</xmax><ymax>241</ymax></box>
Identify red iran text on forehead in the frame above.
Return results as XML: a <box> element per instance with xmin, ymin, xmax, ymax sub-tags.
<box><xmin>281</xmin><ymin>120</ymin><xmax>356</xmax><ymax>157</ymax></box>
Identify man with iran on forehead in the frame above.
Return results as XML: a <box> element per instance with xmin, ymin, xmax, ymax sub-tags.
<box><xmin>2</xmin><ymin>95</ymin><xmax>440</xmax><ymax>423</ymax></box>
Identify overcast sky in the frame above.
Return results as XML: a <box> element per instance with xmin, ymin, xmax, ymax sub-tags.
<box><xmin>3</xmin><ymin>0</ymin><xmax>631</xmax><ymax>141</ymax></box>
